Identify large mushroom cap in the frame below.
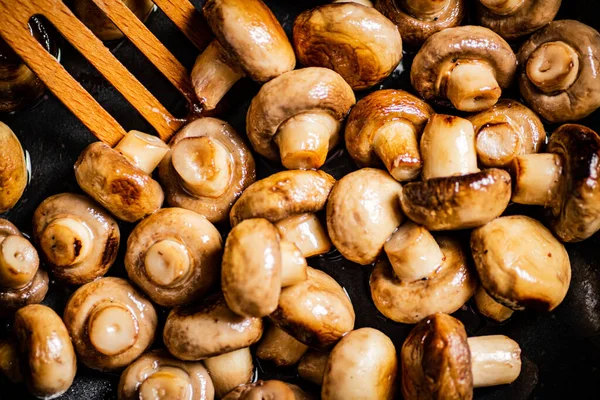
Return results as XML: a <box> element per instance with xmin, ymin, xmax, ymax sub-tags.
<box><xmin>222</xmin><ymin>380</ymin><xmax>299</xmax><ymax>400</ymax></box>
<box><xmin>0</xmin><ymin>122</ymin><xmax>27</xmax><ymax>214</ymax></box>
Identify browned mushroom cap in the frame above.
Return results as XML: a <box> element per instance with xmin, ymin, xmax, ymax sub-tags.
<box><xmin>518</xmin><ymin>20</ymin><xmax>600</xmax><ymax>123</ymax></box>
<box><xmin>74</xmin><ymin>0</ymin><xmax>154</xmax><ymax>41</ymax></box>
<box><xmin>223</xmin><ymin>380</ymin><xmax>309</xmax><ymax>400</ymax></box>
<box><xmin>204</xmin><ymin>347</ymin><xmax>254</xmax><ymax>398</ymax></box>
<box><xmin>375</xmin><ymin>0</ymin><xmax>465</xmax><ymax>47</ymax></box>
<box><xmin>246</xmin><ymin>68</ymin><xmax>355</xmax><ymax>170</ymax></box>
<box><xmin>0</xmin><ymin>122</ymin><xmax>27</xmax><ymax>213</ymax></box>
<box><xmin>118</xmin><ymin>350</ymin><xmax>215</xmax><ymax>400</ymax></box>
<box><xmin>411</xmin><ymin>26</ymin><xmax>517</xmax><ymax>112</ymax></box>
<box><xmin>125</xmin><ymin>208</ymin><xmax>223</xmax><ymax>308</ymax></box>
<box><xmin>474</xmin><ymin>286</ymin><xmax>514</xmax><ymax>322</ymax></box>
<box><xmin>468</xmin><ymin>100</ymin><xmax>546</xmax><ymax>168</ymax></box>
<box><xmin>293</xmin><ymin>3</ymin><xmax>402</xmax><ymax>90</ymax></box>
<box><xmin>256</xmin><ymin>324</ymin><xmax>309</xmax><ymax>367</ymax></box>
<box><xmin>345</xmin><ymin>90</ymin><xmax>434</xmax><ymax>181</ymax></box>
<box><xmin>32</xmin><ymin>193</ymin><xmax>120</xmax><ymax>285</ymax></box>
<box><xmin>63</xmin><ymin>277</ymin><xmax>157</xmax><ymax>371</ymax></box>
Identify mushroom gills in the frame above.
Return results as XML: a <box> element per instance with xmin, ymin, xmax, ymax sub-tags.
<box><xmin>444</xmin><ymin>61</ymin><xmax>502</xmax><ymax>112</ymax></box>
<box><xmin>468</xmin><ymin>335</ymin><xmax>521</xmax><ymax>387</ymax></box>
<box><xmin>115</xmin><ymin>130</ymin><xmax>169</xmax><ymax>175</ymax></box>
<box><xmin>479</xmin><ymin>0</ymin><xmax>524</xmax><ymax>15</ymax></box>
<box><xmin>275</xmin><ymin>213</ymin><xmax>332</xmax><ymax>258</ymax></box>
<box><xmin>526</xmin><ymin>41</ymin><xmax>579</xmax><ymax>94</ymax></box>
<box><xmin>510</xmin><ymin>153</ymin><xmax>561</xmax><ymax>206</ymax></box>
<box><xmin>204</xmin><ymin>347</ymin><xmax>254</xmax><ymax>399</ymax></box>
<box><xmin>373</xmin><ymin>120</ymin><xmax>422</xmax><ymax>181</ymax></box>
<box><xmin>256</xmin><ymin>325</ymin><xmax>309</xmax><ymax>367</ymax></box>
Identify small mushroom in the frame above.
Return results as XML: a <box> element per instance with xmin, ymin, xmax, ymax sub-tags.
<box><xmin>230</xmin><ymin>170</ymin><xmax>335</xmax><ymax>258</ymax></box>
<box><xmin>518</xmin><ymin>20</ymin><xmax>600</xmax><ymax>123</ymax></box>
<box><xmin>32</xmin><ymin>193</ymin><xmax>120</xmax><ymax>285</ymax></box>
<box><xmin>326</xmin><ymin>168</ymin><xmax>404</xmax><ymax>265</ymax></box>
<box><xmin>0</xmin><ymin>122</ymin><xmax>27</xmax><ymax>213</ymax></box>
<box><xmin>509</xmin><ymin>124</ymin><xmax>600</xmax><ymax>242</ymax></box>
<box><xmin>63</xmin><ymin>277</ymin><xmax>158</xmax><ymax>371</ymax></box>
<box><xmin>118</xmin><ymin>350</ymin><xmax>215</xmax><ymax>400</ymax></box>
<box><xmin>74</xmin><ymin>0</ymin><xmax>154</xmax><ymax>41</ymax></box>
<box><xmin>411</xmin><ymin>26</ymin><xmax>517</xmax><ymax>112</ymax></box>
<box><xmin>222</xmin><ymin>380</ymin><xmax>310</xmax><ymax>400</ymax></box>
<box><xmin>298</xmin><ymin>350</ymin><xmax>329</xmax><ymax>386</ymax></box>
<box><xmin>345</xmin><ymin>89</ymin><xmax>434</xmax><ymax>181</ymax></box>
<box><xmin>468</xmin><ymin>100</ymin><xmax>546</xmax><ymax>168</ymax></box>
<box><xmin>192</xmin><ymin>0</ymin><xmax>295</xmax><ymax>110</ymax></box>
<box><xmin>293</xmin><ymin>3</ymin><xmax>402</xmax><ymax>90</ymax></box>
<box><xmin>125</xmin><ymin>208</ymin><xmax>223</xmax><ymax>308</ymax></box>
<box><xmin>375</xmin><ymin>0</ymin><xmax>465</xmax><ymax>47</ymax></box>
<box><xmin>474</xmin><ymin>286</ymin><xmax>514</xmax><ymax>323</ymax></box>
<box><xmin>204</xmin><ymin>347</ymin><xmax>254</xmax><ymax>399</ymax></box>
<box><xmin>75</xmin><ymin>130</ymin><xmax>169</xmax><ymax>222</ymax></box>
<box><xmin>471</xmin><ymin>215</ymin><xmax>571</xmax><ymax>312</ymax></box>
<box><xmin>256</xmin><ymin>324</ymin><xmax>309</xmax><ymax>367</ymax></box>
<box><xmin>246</xmin><ymin>67</ymin><xmax>355</xmax><ymax>170</ymax></box>
<box><xmin>401</xmin><ymin>313</ymin><xmax>522</xmax><ymax>400</ymax></box>
<box><xmin>401</xmin><ymin>114</ymin><xmax>512</xmax><ymax>231</ymax></box>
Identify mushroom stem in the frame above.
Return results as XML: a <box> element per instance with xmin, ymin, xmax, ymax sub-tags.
<box><xmin>510</xmin><ymin>153</ymin><xmax>562</xmax><ymax>206</ymax></box>
<box><xmin>479</xmin><ymin>0</ymin><xmax>524</xmax><ymax>15</ymax></box>
<box><xmin>39</xmin><ymin>217</ymin><xmax>93</xmax><ymax>268</ymax></box>
<box><xmin>274</xmin><ymin>112</ymin><xmax>341</xmax><ymax>170</ymax></box>
<box><xmin>467</xmin><ymin>335</ymin><xmax>521</xmax><ymax>388</ymax></box>
<box><xmin>115</xmin><ymin>130</ymin><xmax>169</xmax><ymax>175</ymax></box>
<box><xmin>144</xmin><ymin>239</ymin><xmax>191</xmax><ymax>288</ymax></box>
<box><xmin>87</xmin><ymin>303</ymin><xmax>138</xmax><ymax>356</ymax></box>
<box><xmin>526</xmin><ymin>41</ymin><xmax>580</xmax><ymax>94</ymax></box>
<box><xmin>474</xmin><ymin>286</ymin><xmax>514</xmax><ymax>322</ymax></box>
<box><xmin>275</xmin><ymin>213</ymin><xmax>332</xmax><ymax>258</ymax></box>
<box><xmin>0</xmin><ymin>235</ymin><xmax>38</xmax><ymax>289</ymax></box>
<box><xmin>401</xmin><ymin>0</ymin><xmax>448</xmax><ymax>17</ymax></box>
<box><xmin>138</xmin><ymin>367</ymin><xmax>193</xmax><ymax>399</ymax></box>
<box><xmin>256</xmin><ymin>325</ymin><xmax>309</xmax><ymax>366</ymax></box>
<box><xmin>373</xmin><ymin>120</ymin><xmax>422</xmax><ymax>181</ymax></box>
<box><xmin>203</xmin><ymin>347</ymin><xmax>254</xmax><ymax>399</ymax></box>
<box><xmin>0</xmin><ymin>340</ymin><xmax>21</xmax><ymax>383</ymax></box>
<box><xmin>475</xmin><ymin>122</ymin><xmax>520</xmax><ymax>168</ymax></box>
<box><xmin>280</xmin><ymin>240</ymin><xmax>308</xmax><ymax>287</ymax></box>
<box><xmin>445</xmin><ymin>62</ymin><xmax>502</xmax><ymax>112</ymax></box>
<box><xmin>298</xmin><ymin>350</ymin><xmax>329</xmax><ymax>386</ymax></box>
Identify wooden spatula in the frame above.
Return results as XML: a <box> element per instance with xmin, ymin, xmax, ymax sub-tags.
<box><xmin>0</xmin><ymin>0</ymin><xmax>211</xmax><ymax>146</ymax></box>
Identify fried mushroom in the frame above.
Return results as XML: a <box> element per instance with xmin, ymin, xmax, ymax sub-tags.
<box><xmin>298</xmin><ymin>350</ymin><xmax>329</xmax><ymax>386</ymax></box>
<box><xmin>222</xmin><ymin>380</ymin><xmax>304</xmax><ymax>400</ymax></box>
<box><xmin>0</xmin><ymin>122</ymin><xmax>27</xmax><ymax>213</ymax></box>
<box><xmin>256</xmin><ymin>324</ymin><xmax>309</xmax><ymax>367</ymax></box>
<box><xmin>474</xmin><ymin>286</ymin><xmax>514</xmax><ymax>323</ymax></box>
<box><xmin>204</xmin><ymin>348</ymin><xmax>254</xmax><ymax>398</ymax></box>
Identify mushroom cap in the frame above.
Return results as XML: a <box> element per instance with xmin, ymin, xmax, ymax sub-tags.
<box><xmin>0</xmin><ymin>268</ymin><xmax>48</xmax><ymax>317</ymax></box>
<box><xmin>159</xmin><ymin>118</ymin><xmax>256</xmax><ymax>224</ymax></box>
<box><xmin>518</xmin><ymin>20</ymin><xmax>600</xmax><ymax>123</ymax></box>
<box><xmin>345</xmin><ymin>89</ymin><xmax>434</xmax><ymax>169</ymax></box>
<box><xmin>230</xmin><ymin>169</ymin><xmax>336</xmax><ymax>226</ymax></box>
<box><xmin>246</xmin><ymin>68</ymin><xmax>355</xmax><ymax>161</ymax></box>
<box><xmin>222</xmin><ymin>380</ymin><xmax>298</xmax><ymax>400</ymax></box>
<box><xmin>0</xmin><ymin>219</ymin><xmax>20</xmax><ymax>238</ymax></box>
<box><xmin>74</xmin><ymin>0</ymin><xmax>154</xmax><ymax>41</ymax></box>
<box><xmin>401</xmin><ymin>169</ymin><xmax>512</xmax><ymax>231</ymax></box>
<box><xmin>293</xmin><ymin>3</ymin><xmax>402</xmax><ymax>90</ymax></box>
<box><xmin>370</xmin><ymin>236</ymin><xmax>476</xmax><ymax>324</ymax></box>
<box><xmin>125</xmin><ymin>208</ymin><xmax>223</xmax><ymax>308</ymax></box>
<box><xmin>74</xmin><ymin>142</ymin><xmax>164</xmax><ymax>223</ymax></box>
<box><xmin>203</xmin><ymin>0</ymin><xmax>295</xmax><ymax>82</ymax></box>
<box><xmin>401</xmin><ymin>313</ymin><xmax>473</xmax><ymax>400</ymax></box>
<box><xmin>32</xmin><ymin>193</ymin><xmax>120</xmax><ymax>285</ymax></box>
<box><xmin>326</xmin><ymin>168</ymin><xmax>404</xmax><ymax>265</ymax></box>
<box><xmin>471</xmin><ymin>215</ymin><xmax>571</xmax><ymax>311</ymax></box>
<box><xmin>270</xmin><ymin>267</ymin><xmax>355</xmax><ymax>350</ymax></box>
<box><xmin>0</xmin><ymin>122</ymin><xmax>27</xmax><ymax>213</ymax></box>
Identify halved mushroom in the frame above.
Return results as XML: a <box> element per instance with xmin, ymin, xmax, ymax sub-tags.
<box><xmin>401</xmin><ymin>313</ymin><xmax>521</xmax><ymax>400</ymax></box>
<box><xmin>474</xmin><ymin>286</ymin><xmax>514</xmax><ymax>323</ymax></box>
<box><xmin>401</xmin><ymin>114</ymin><xmax>512</xmax><ymax>231</ymax></box>
<box><xmin>246</xmin><ymin>68</ymin><xmax>355</xmax><ymax>170</ymax></box>
<box><xmin>471</xmin><ymin>215</ymin><xmax>571</xmax><ymax>312</ymax></box>
<box><xmin>411</xmin><ymin>26</ymin><xmax>517</xmax><ymax>112</ymax></box>
<box><xmin>509</xmin><ymin>124</ymin><xmax>600</xmax><ymax>242</ymax></box>
<box><xmin>32</xmin><ymin>193</ymin><xmax>120</xmax><ymax>285</ymax></box>
<box><xmin>223</xmin><ymin>380</ymin><xmax>310</xmax><ymax>400</ymax></box>
<box><xmin>230</xmin><ymin>170</ymin><xmax>335</xmax><ymax>258</ymax></box>
<box><xmin>119</xmin><ymin>350</ymin><xmax>215</xmax><ymax>400</ymax></box>
<box><xmin>345</xmin><ymin>90</ymin><xmax>434</xmax><ymax>181</ymax></box>
<box><xmin>75</xmin><ymin>130</ymin><xmax>169</xmax><ymax>222</ymax></box>
<box><xmin>63</xmin><ymin>277</ymin><xmax>157</xmax><ymax>371</ymax></box>
<box><xmin>74</xmin><ymin>0</ymin><xmax>154</xmax><ymax>41</ymax></box>
<box><xmin>298</xmin><ymin>350</ymin><xmax>329</xmax><ymax>386</ymax></box>
<box><xmin>518</xmin><ymin>20</ymin><xmax>600</xmax><ymax>123</ymax></box>
<box><xmin>125</xmin><ymin>207</ymin><xmax>223</xmax><ymax>308</ymax></box>
<box><xmin>192</xmin><ymin>0</ymin><xmax>295</xmax><ymax>110</ymax></box>
<box><xmin>256</xmin><ymin>324</ymin><xmax>309</xmax><ymax>367</ymax></box>
<box><xmin>204</xmin><ymin>347</ymin><xmax>254</xmax><ymax>398</ymax></box>
<box><xmin>0</xmin><ymin>122</ymin><xmax>27</xmax><ymax>213</ymax></box>
<box><xmin>293</xmin><ymin>3</ymin><xmax>402</xmax><ymax>90</ymax></box>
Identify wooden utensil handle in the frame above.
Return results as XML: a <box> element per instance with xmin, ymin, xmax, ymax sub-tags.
<box><xmin>153</xmin><ymin>0</ymin><xmax>212</xmax><ymax>51</ymax></box>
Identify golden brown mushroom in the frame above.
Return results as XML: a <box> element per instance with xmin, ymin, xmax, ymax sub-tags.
<box><xmin>222</xmin><ymin>380</ymin><xmax>310</xmax><ymax>400</ymax></box>
<box><xmin>203</xmin><ymin>347</ymin><xmax>254</xmax><ymax>398</ymax></box>
<box><xmin>256</xmin><ymin>324</ymin><xmax>309</xmax><ymax>367</ymax></box>
<box><xmin>0</xmin><ymin>122</ymin><xmax>27</xmax><ymax>213</ymax></box>
<box><xmin>474</xmin><ymin>286</ymin><xmax>514</xmax><ymax>323</ymax></box>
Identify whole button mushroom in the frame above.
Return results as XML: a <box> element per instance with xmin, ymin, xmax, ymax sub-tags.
<box><xmin>192</xmin><ymin>0</ymin><xmax>295</xmax><ymax>111</ymax></box>
<box><xmin>222</xmin><ymin>380</ymin><xmax>309</xmax><ymax>400</ymax></box>
<box><xmin>471</xmin><ymin>215</ymin><xmax>571</xmax><ymax>312</ymax></box>
<box><xmin>474</xmin><ymin>286</ymin><xmax>514</xmax><ymax>323</ymax></box>
<box><xmin>401</xmin><ymin>313</ymin><xmax>522</xmax><ymax>400</ymax></box>
<box><xmin>204</xmin><ymin>347</ymin><xmax>254</xmax><ymax>398</ymax></box>
<box><xmin>125</xmin><ymin>208</ymin><xmax>223</xmax><ymax>308</ymax></box>
<box><xmin>74</xmin><ymin>0</ymin><xmax>154</xmax><ymax>41</ymax></box>
<box><xmin>256</xmin><ymin>324</ymin><xmax>309</xmax><ymax>367</ymax></box>
<box><xmin>75</xmin><ymin>130</ymin><xmax>169</xmax><ymax>223</ymax></box>
<box><xmin>158</xmin><ymin>118</ymin><xmax>256</xmax><ymax>224</ymax></box>
<box><xmin>32</xmin><ymin>193</ymin><xmax>120</xmax><ymax>285</ymax></box>
<box><xmin>411</xmin><ymin>26</ymin><xmax>517</xmax><ymax>112</ymax></box>
<box><xmin>345</xmin><ymin>90</ymin><xmax>434</xmax><ymax>181</ymax></box>
<box><xmin>0</xmin><ymin>122</ymin><xmax>27</xmax><ymax>213</ymax></box>
<box><xmin>230</xmin><ymin>170</ymin><xmax>335</xmax><ymax>258</ymax></box>
<box><xmin>509</xmin><ymin>124</ymin><xmax>600</xmax><ymax>242</ymax></box>
<box><xmin>63</xmin><ymin>277</ymin><xmax>158</xmax><ymax>371</ymax></box>
<box><xmin>246</xmin><ymin>68</ymin><xmax>355</xmax><ymax>170</ymax></box>
<box><xmin>293</xmin><ymin>3</ymin><xmax>402</xmax><ymax>90</ymax></box>
<box><xmin>401</xmin><ymin>114</ymin><xmax>512</xmax><ymax>231</ymax></box>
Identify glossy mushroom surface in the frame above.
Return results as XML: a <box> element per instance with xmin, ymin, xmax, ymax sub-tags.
<box><xmin>204</xmin><ymin>347</ymin><xmax>254</xmax><ymax>398</ymax></box>
<box><xmin>256</xmin><ymin>324</ymin><xmax>309</xmax><ymax>367</ymax></box>
<box><xmin>0</xmin><ymin>122</ymin><xmax>27</xmax><ymax>213</ymax></box>
<box><xmin>474</xmin><ymin>286</ymin><xmax>514</xmax><ymax>322</ymax></box>
<box><xmin>74</xmin><ymin>0</ymin><xmax>154</xmax><ymax>41</ymax></box>
<box><xmin>222</xmin><ymin>380</ymin><xmax>306</xmax><ymax>400</ymax></box>
<box><xmin>298</xmin><ymin>350</ymin><xmax>329</xmax><ymax>386</ymax></box>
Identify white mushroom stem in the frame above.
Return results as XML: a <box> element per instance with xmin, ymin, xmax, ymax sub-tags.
<box><xmin>526</xmin><ymin>41</ymin><xmax>580</xmax><ymax>94</ymax></box>
<box><xmin>373</xmin><ymin>120</ymin><xmax>422</xmax><ymax>181</ymax></box>
<box><xmin>191</xmin><ymin>40</ymin><xmax>245</xmax><ymax>111</ymax></box>
<box><xmin>39</xmin><ymin>217</ymin><xmax>93</xmax><ymax>268</ymax></box>
<box><xmin>256</xmin><ymin>325</ymin><xmax>309</xmax><ymax>366</ymax></box>
<box><xmin>401</xmin><ymin>0</ymin><xmax>449</xmax><ymax>17</ymax></box>
<box><xmin>144</xmin><ymin>239</ymin><xmax>191</xmax><ymax>288</ymax></box>
<box><xmin>274</xmin><ymin>112</ymin><xmax>341</xmax><ymax>170</ymax></box>
<box><xmin>203</xmin><ymin>347</ymin><xmax>254</xmax><ymax>399</ymax></box>
<box><xmin>138</xmin><ymin>366</ymin><xmax>193</xmax><ymax>399</ymax></box>
<box><xmin>0</xmin><ymin>235</ymin><xmax>38</xmax><ymax>289</ymax></box>
<box><xmin>275</xmin><ymin>213</ymin><xmax>332</xmax><ymax>258</ymax></box>
<box><xmin>480</xmin><ymin>0</ymin><xmax>524</xmax><ymax>15</ymax></box>
<box><xmin>280</xmin><ymin>240</ymin><xmax>308</xmax><ymax>287</ymax></box>
<box><xmin>0</xmin><ymin>340</ymin><xmax>21</xmax><ymax>383</ymax></box>
<box><xmin>510</xmin><ymin>153</ymin><xmax>562</xmax><ymax>206</ymax></box>
<box><xmin>474</xmin><ymin>286</ymin><xmax>514</xmax><ymax>323</ymax></box>
<box><xmin>468</xmin><ymin>335</ymin><xmax>522</xmax><ymax>388</ymax></box>
<box><xmin>445</xmin><ymin>62</ymin><xmax>502</xmax><ymax>112</ymax></box>
<box><xmin>87</xmin><ymin>303</ymin><xmax>138</xmax><ymax>356</ymax></box>
<box><xmin>115</xmin><ymin>130</ymin><xmax>169</xmax><ymax>174</ymax></box>
<box><xmin>476</xmin><ymin>122</ymin><xmax>520</xmax><ymax>167</ymax></box>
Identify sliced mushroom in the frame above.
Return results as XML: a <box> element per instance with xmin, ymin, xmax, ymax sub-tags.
<box><xmin>125</xmin><ymin>207</ymin><xmax>223</xmax><ymax>308</ymax></box>
<box><xmin>74</xmin><ymin>0</ymin><xmax>154</xmax><ymax>41</ymax></box>
<box><xmin>32</xmin><ymin>193</ymin><xmax>120</xmax><ymax>285</ymax></box>
<box><xmin>401</xmin><ymin>114</ymin><xmax>512</xmax><ymax>230</ymax></box>
<box><xmin>518</xmin><ymin>20</ymin><xmax>600</xmax><ymax>122</ymax></box>
<box><xmin>63</xmin><ymin>277</ymin><xmax>157</xmax><ymax>371</ymax></box>
<box><xmin>204</xmin><ymin>347</ymin><xmax>254</xmax><ymax>399</ymax></box>
<box><xmin>0</xmin><ymin>122</ymin><xmax>27</xmax><ymax>213</ymax></box>
<box><xmin>223</xmin><ymin>380</ymin><xmax>310</xmax><ymax>400</ymax></box>
<box><xmin>256</xmin><ymin>324</ymin><xmax>309</xmax><ymax>367</ymax></box>
<box><xmin>474</xmin><ymin>286</ymin><xmax>514</xmax><ymax>323</ymax></box>
<box><xmin>246</xmin><ymin>68</ymin><xmax>355</xmax><ymax>170</ymax></box>
<box><xmin>411</xmin><ymin>26</ymin><xmax>517</xmax><ymax>112</ymax></box>
<box><xmin>118</xmin><ymin>350</ymin><xmax>215</xmax><ymax>400</ymax></box>
<box><xmin>230</xmin><ymin>170</ymin><xmax>335</xmax><ymax>257</ymax></box>
<box><xmin>192</xmin><ymin>0</ymin><xmax>295</xmax><ymax>110</ymax></box>
<box><xmin>75</xmin><ymin>130</ymin><xmax>169</xmax><ymax>222</ymax></box>
<box><xmin>298</xmin><ymin>350</ymin><xmax>329</xmax><ymax>386</ymax></box>
<box><xmin>345</xmin><ymin>89</ymin><xmax>434</xmax><ymax>181</ymax></box>
<box><xmin>471</xmin><ymin>215</ymin><xmax>571</xmax><ymax>312</ymax></box>
<box><xmin>293</xmin><ymin>3</ymin><xmax>402</xmax><ymax>90</ymax></box>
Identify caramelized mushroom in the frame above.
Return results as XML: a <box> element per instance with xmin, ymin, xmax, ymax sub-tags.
<box><xmin>0</xmin><ymin>122</ymin><xmax>27</xmax><ymax>213</ymax></box>
<box><xmin>298</xmin><ymin>350</ymin><xmax>329</xmax><ymax>386</ymax></box>
<box><xmin>474</xmin><ymin>286</ymin><xmax>514</xmax><ymax>323</ymax></box>
<box><xmin>204</xmin><ymin>347</ymin><xmax>254</xmax><ymax>398</ymax></box>
<box><xmin>223</xmin><ymin>380</ymin><xmax>311</xmax><ymax>400</ymax></box>
<box><xmin>74</xmin><ymin>0</ymin><xmax>154</xmax><ymax>41</ymax></box>
<box><xmin>256</xmin><ymin>324</ymin><xmax>309</xmax><ymax>367</ymax></box>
